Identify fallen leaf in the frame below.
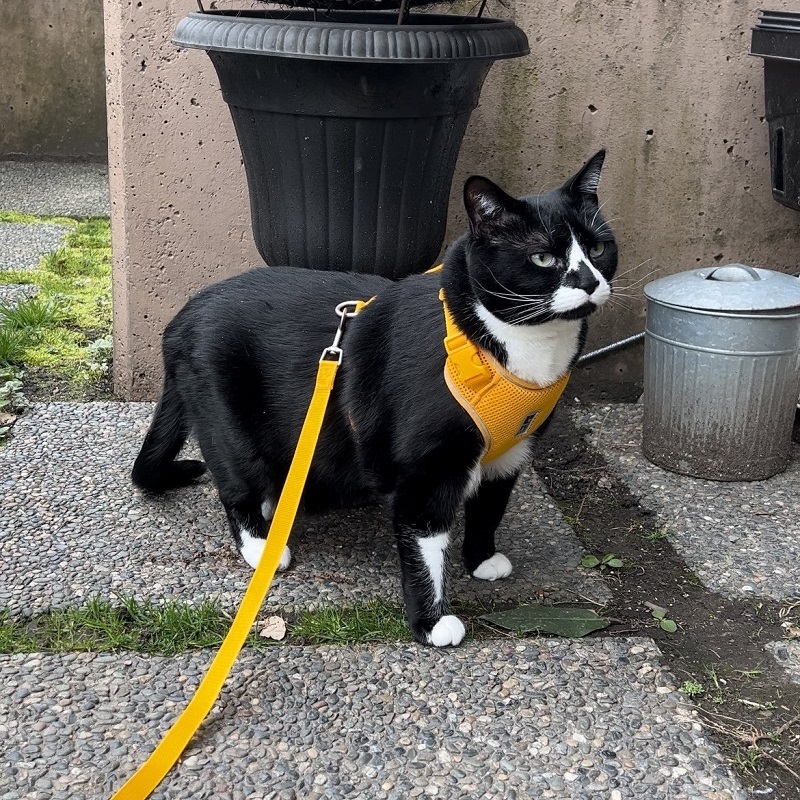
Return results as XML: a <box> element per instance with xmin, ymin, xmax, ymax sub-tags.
<box><xmin>479</xmin><ymin>604</ymin><xmax>610</xmax><ymax>638</ymax></box>
<box><xmin>259</xmin><ymin>615</ymin><xmax>286</xmax><ymax>640</ymax></box>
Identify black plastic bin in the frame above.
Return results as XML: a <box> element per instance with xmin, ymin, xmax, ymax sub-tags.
<box><xmin>752</xmin><ymin>11</ymin><xmax>800</xmax><ymax>211</ymax></box>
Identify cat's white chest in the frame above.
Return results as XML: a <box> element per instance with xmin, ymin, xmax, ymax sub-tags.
<box><xmin>474</xmin><ymin>304</ymin><xmax>582</xmax><ymax>386</ymax></box>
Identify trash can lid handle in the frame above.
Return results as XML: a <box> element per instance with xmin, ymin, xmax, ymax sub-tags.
<box><xmin>706</xmin><ymin>264</ymin><xmax>762</xmax><ymax>282</ymax></box>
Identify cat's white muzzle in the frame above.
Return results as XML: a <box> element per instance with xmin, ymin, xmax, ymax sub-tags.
<box><xmin>550</xmin><ymin>276</ymin><xmax>611</xmax><ymax>314</ymax></box>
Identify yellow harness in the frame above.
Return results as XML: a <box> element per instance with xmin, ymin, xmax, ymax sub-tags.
<box><xmin>438</xmin><ymin>288</ymin><xmax>571</xmax><ymax>464</ymax></box>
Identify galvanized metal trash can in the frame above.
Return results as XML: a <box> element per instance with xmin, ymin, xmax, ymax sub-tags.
<box><xmin>643</xmin><ymin>264</ymin><xmax>800</xmax><ymax>480</ymax></box>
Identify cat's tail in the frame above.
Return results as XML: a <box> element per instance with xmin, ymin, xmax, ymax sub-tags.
<box><xmin>131</xmin><ymin>372</ymin><xmax>206</xmax><ymax>492</ymax></box>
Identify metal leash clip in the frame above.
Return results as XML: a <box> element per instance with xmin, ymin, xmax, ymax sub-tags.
<box><xmin>320</xmin><ymin>300</ymin><xmax>362</xmax><ymax>364</ymax></box>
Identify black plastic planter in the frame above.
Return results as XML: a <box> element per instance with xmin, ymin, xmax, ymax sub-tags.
<box><xmin>752</xmin><ymin>11</ymin><xmax>800</xmax><ymax>212</ymax></box>
<box><xmin>174</xmin><ymin>10</ymin><xmax>529</xmax><ymax>278</ymax></box>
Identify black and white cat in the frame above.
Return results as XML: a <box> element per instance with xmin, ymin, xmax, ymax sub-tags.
<box><xmin>132</xmin><ymin>150</ymin><xmax>617</xmax><ymax>647</ymax></box>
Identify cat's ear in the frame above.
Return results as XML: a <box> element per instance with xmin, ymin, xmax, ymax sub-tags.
<box><xmin>565</xmin><ymin>149</ymin><xmax>606</xmax><ymax>199</ymax></box>
<box><xmin>464</xmin><ymin>176</ymin><xmax>524</xmax><ymax>239</ymax></box>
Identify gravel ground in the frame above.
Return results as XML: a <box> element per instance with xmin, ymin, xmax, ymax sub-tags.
<box><xmin>0</xmin><ymin>283</ymin><xmax>38</xmax><ymax>308</ymax></box>
<box><xmin>0</xmin><ymin>161</ymin><xmax>109</xmax><ymax>218</ymax></box>
<box><xmin>0</xmin><ymin>402</ymin><xmax>609</xmax><ymax>615</ymax></box>
<box><xmin>0</xmin><ymin>638</ymin><xmax>745</xmax><ymax>800</ymax></box>
<box><xmin>578</xmin><ymin>404</ymin><xmax>800</xmax><ymax>602</ymax></box>
<box><xmin>0</xmin><ymin>223</ymin><xmax>70</xmax><ymax>271</ymax></box>
<box><xmin>766</xmin><ymin>640</ymin><xmax>800</xmax><ymax>684</ymax></box>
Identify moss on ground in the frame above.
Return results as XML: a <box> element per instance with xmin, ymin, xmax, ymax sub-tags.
<box><xmin>0</xmin><ymin>210</ymin><xmax>77</xmax><ymax>226</ymax></box>
<box><xmin>0</xmin><ymin>215</ymin><xmax>112</xmax><ymax>382</ymax></box>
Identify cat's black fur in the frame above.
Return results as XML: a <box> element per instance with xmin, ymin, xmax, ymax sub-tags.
<box><xmin>132</xmin><ymin>151</ymin><xmax>617</xmax><ymax>646</ymax></box>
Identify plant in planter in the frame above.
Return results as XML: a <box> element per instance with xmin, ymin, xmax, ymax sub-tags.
<box><xmin>174</xmin><ymin>0</ymin><xmax>529</xmax><ymax>278</ymax></box>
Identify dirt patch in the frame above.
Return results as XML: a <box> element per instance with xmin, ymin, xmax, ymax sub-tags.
<box><xmin>533</xmin><ymin>405</ymin><xmax>800</xmax><ymax>795</ymax></box>
<box><xmin>21</xmin><ymin>365</ymin><xmax>118</xmax><ymax>402</ymax></box>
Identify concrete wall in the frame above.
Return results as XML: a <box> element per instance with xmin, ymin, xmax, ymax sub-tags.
<box><xmin>106</xmin><ymin>0</ymin><xmax>800</xmax><ymax>400</ymax></box>
<box><xmin>1</xmin><ymin>0</ymin><xmax>107</xmax><ymax>160</ymax></box>
<box><xmin>450</xmin><ymin>0</ymin><xmax>800</xmax><ymax>394</ymax></box>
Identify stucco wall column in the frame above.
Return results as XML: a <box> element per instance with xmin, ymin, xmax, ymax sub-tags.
<box><xmin>104</xmin><ymin>0</ymin><xmax>260</xmax><ymax>400</ymax></box>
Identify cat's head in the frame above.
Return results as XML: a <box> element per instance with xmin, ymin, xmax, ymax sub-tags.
<box><xmin>462</xmin><ymin>150</ymin><xmax>617</xmax><ymax>325</ymax></box>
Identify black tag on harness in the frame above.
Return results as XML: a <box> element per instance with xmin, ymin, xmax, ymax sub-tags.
<box><xmin>516</xmin><ymin>411</ymin><xmax>540</xmax><ymax>437</ymax></box>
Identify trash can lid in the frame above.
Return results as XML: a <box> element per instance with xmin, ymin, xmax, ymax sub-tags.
<box><xmin>751</xmin><ymin>10</ymin><xmax>800</xmax><ymax>60</ymax></box>
<box><xmin>644</xmin><ymin>264</ymin><xmax>800</xmax><ymax>313</ymax></box>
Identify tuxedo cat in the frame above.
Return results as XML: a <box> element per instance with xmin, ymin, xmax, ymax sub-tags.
<box><xmin>132</xmin><ymin>150</ymin><xmax>617</xmax><ymax>647</ymax></box>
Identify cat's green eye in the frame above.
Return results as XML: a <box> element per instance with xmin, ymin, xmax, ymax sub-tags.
<box><xmin>530</xmin><ymin>252</ymin><xmax>556</xmax><ymax>268</ymax></box>
<box><xmin>589</xmin><ymin>242</ymin><xmax>606</xmax><ymax>258</ymax></box>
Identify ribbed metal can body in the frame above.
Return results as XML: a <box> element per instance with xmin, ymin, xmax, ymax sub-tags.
<box><xmin>643</xmin><ymin>301</ymin><xmax>800</xmax><ymax>480</ymax></box>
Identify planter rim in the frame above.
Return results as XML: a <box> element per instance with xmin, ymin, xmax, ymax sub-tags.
<box><xmin>173</xmin><ymin>10</ymin><xmax>529</xmax><ymax>64</ymax></box>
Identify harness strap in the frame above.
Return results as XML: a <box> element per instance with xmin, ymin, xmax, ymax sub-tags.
<box><xmin>437</xmin><ymin>287</ymin><xmax>571</xmax><ymax>463</ymax></box>
<box><xmin>110</xmin><ymin>345</ymin><xmax>344</xmax><ymax>799</ymax></box>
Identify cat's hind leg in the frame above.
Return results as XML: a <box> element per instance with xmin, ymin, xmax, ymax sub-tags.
<box><xmin>463</xmin><ymin>474</ymin><xmax>517</xmax><ymax>581</ymax></box>
<box><xmin>258</xmin><ymin>497</ymin><xmax>291</xmax><ymax>571</ymax></box>
<box><xmin>222</xmin><ymin>494</ymin><xmax>291</xmax><ymax>572</ymax></box>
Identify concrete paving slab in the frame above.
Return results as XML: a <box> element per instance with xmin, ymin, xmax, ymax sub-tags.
<box><xmin>766</xmin><ymin>640</ymin><xmax>800</xmax><ymax>684</ymax></box>
<box><xmin>578</xmin><ymin>404</ymin><xmax>800</xmax><ymax>602</ymax></box>
<box><xmin>0</xmin><ymin>402</ymin><xmax>609</xmax><ymax>616</ymax></box>
<box><xmin>0</xmin><ymin>161</ymin><xmax>109</xmax><ymax>218</ymax></box>
<box><xmin>0</xmin><ymin>283</ymin><xmax>38</xmax><ymax>308</ymax></box>
<box><xmin>0</xmin><ymin>638</ymin><xmax>746</xmax><ymax>800</ymax></box>
<box><xmin>0</xmin><ymin>223</ymin><xmax>70</xmax><ymax>271</ymax></box>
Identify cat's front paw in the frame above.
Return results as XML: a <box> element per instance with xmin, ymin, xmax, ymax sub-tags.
<box><xmin>426</xmin><ymin>615</ymin><xmax>466</xmax><ymax>647</ymax></box>
<box><xmin>239</xmin><ymin>531</ymin><xmax>292</xmax><ymax>572</ymax></box>
<box><xmin>472</xmin><ymin>552</ymin><xmax>513</xmax><ymax>581</ymax></box>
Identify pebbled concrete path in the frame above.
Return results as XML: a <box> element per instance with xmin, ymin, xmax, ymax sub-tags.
<box><xmin>578</xmin><ymin>404</ymin><xmax>800</xmax><ymax>602</ymax></box>
<box><xmin>0</xmin><ymin>402</ymin><xmax>610</xmax><ymax>615</ymax></box>
<box><xmin>1</xmin><ymin>640</ymin><xmax>745</xmax><ymax>800</ymax></box>
<box><xmin>0</xmin><ymin>161</ymin><xmax>109</xmax><ymax>218</ymax></box>
<box><xmin>0</xmin><ymin>223</ymin><xmax>70</xmax><ymax>271</ymax></box>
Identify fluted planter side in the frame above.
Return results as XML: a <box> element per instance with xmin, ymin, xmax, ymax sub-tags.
<box><xmin>174</xmin><ymin>10</ymin><xmax>529</xmax><ymax>277</ymax></box>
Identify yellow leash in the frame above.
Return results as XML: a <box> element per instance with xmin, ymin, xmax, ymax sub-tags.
<box><xmin>110</xmin><ymin>300</ymin><xmax>364</xmax><ymax>800</ymax></box>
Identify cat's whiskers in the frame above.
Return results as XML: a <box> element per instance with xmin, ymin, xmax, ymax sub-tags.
<box><xmin>594</xmin><ymin>216</ymin><xmax>620</xmax><ymax>232</ymax></box>
<box><xmin>473</xmin><ymin>271</ymin><xmax>549</xmax><ymax>304</ymax></box>
<box><xmin>614</xmin><ymin>258</ymin><xmax>654</xmax><ymax>279</ymax></box>
<box><xmin>508</xmin><ymin>301</ymin><xmax>557</xmax><ymax>325</ymax></box>
<box><xmin>589</xmin><ymin>199</ymin><xmax>612</xmax><ymax>229</ymax></box>
<box><xmin>607</xmin><ymin>296</ymin><xmax>636</xmax><ymax>314</ymax></box>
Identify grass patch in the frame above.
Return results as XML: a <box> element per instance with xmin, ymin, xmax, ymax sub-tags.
<box><xmin>292</xmin><ymin>599</ymin><xmax>409</xmax><ymax>644</ymax></box>
<box><xmin>0</xmin><ymin>328</ymin><xmax>29</xmax><ymax>365</ymax></box>
<box><xmin>0</xmin><ymin>210</ymin><xmax>76</xmax><ymax>225</ymax></box>
<box><xmin>0</xmin><ymin>295</ymin><xmax>66</xmax><ymax>330</ymax></box>
<box><xmin>0</xmin><ymin>216</ymin><xmax>112</xmax><ymax>379</ymax></box>
<box><xmin>0</xmin><ymin>611</ymin><xmax>36</xmax><ymax>653</ymax></box>
<box><xmin>0</xmin><ymin>597</ymin><xmax>413</xmax><ymax>654</ymax></box>
<box><xmin>0</xmin><ymin>596</ymin><xmax>265</xmax><ymax>656</ymax></box>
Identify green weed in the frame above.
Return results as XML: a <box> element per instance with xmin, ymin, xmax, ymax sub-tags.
<box><xmin>681</xmin><ymin>680</ymin><xmax>705</xmax><ymax>698</ymax></box>
<box><xmin>0</xmin><ymin>296</ymin><xmax>66</xmax><ymax>331</ymax></box>
<box><xmin>292</xmin><ymin>599</ymin><xmax>409</xmax><ymax>644</ymax></box>
<box><xmin>0</xmin><ymin>328</ymin><xmax>30</xmax><ymax>365</ymax></box>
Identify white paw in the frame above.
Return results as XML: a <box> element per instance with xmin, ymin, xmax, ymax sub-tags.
<box><xmin>427</xmin><ymin>615</ymin><xmax>466</xmax><ymax>647</ymax></box>
<box><xmin>239</xmin><ymin>528</ymin><xmax>291</xmax><ymax>572</ymax></box>
<box><xmin>277</xmin><ymin>545</ymin><xmax>292</xmax><ymax>571</ymax></box>
<box><xmin>472</xmin><ymin>552</ymin><xmax>513</xmax><ymax>581</ymax></box>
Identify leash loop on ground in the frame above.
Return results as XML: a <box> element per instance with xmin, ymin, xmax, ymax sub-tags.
<box><xmin>109</xmin><ymin>300</ymin><xmax>362</xmax><ymax>800</ymax></box>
